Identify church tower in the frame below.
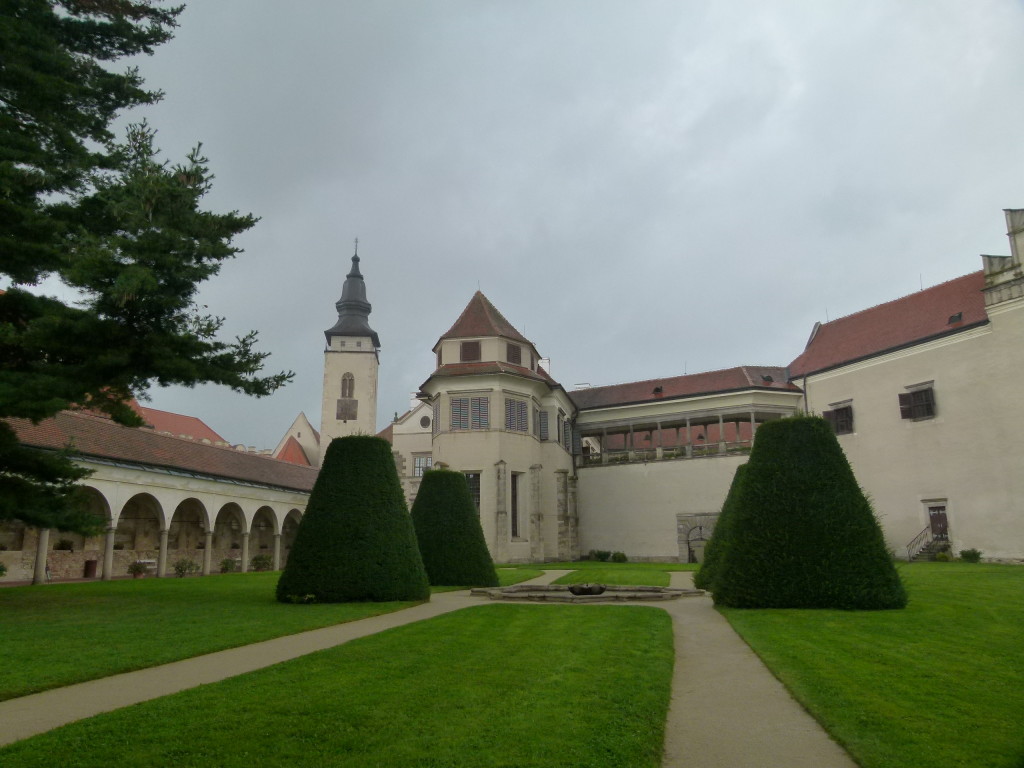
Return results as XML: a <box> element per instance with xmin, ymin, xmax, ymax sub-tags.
<box><xmin>320</xmin><ymin>251</ymin><xmax>380</xmax><ymax>462</ymax></box>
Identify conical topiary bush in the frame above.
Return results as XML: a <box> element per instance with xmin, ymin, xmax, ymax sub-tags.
<box><xmin>411</xmin><ymin>468</ymin><xmax>499</xmax><ymax>587</ymax></box>
<box><xmin>712</xmin><ymin>415</ymin><xmax>906</xmax><ymax>610</ymax></box>
<box><xmin>276</xmin><ymin>435</ymin><xmax>430</xmax><ymax>603</ymax></box>
<box><xmin>693</xmin><ymin>463</ymin><xmax>747</xmax><ymax>592</ymax></box>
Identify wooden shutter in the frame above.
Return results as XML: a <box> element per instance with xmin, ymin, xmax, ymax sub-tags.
<box><xmin>471</xmin><ymin>396</ymin><xmax>488</xmax><ymax>429</ymax></box>
<box><xmin>822</xmin><ymin>409</ymin><xmax>837</xmax><ymax>430</ymax></box>
<box><xmin>517</xmin><ymin>401</ymin><xmax>527</xmax><ymax>432</ymax></box>
<box><xmin>451</xmin><ymin>397</ymin><xmax>469</xmax><ymax>430</ymax></box>
<box><xmin>432</xmin><ymin>400</ymin><xmax>440</xmax><ymax>436</ymax></box>
<box><xmin>539</xmin><ymin>410</ymin><xmax>549</xmax><ymax>440</ymax></box>
<box><xmin>898</xmin><ymin>393</ymin><xmax>913</xmax><ymax>420</ymax></box>
<box><xmin>507</xmin><ymin>343</ymin><xmax>522</xmax><ymax>365</ymax></box>
<box><xmin>460</xmin><ymin>341</ymin><xmax>481</xmax><ymax>362</ymax></box>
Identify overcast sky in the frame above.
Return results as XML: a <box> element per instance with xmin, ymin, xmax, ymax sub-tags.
<box><xmin>53</xmin><ymin>2</ymin><xmax>1024</xmax><ymax>448</ymax></box>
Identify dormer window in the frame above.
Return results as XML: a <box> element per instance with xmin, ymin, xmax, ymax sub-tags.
<box><xmin>507</xmin><ymin>343</ymin><xmax>522</xmax><ymax>365</ymax></box>
<box><xmin>460</xmin><ymin>341</ymin><xmax>481</xmax><ymax>362</ymax></box>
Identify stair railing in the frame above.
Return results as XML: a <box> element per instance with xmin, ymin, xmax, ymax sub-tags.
<box><xmin>906</xmin><ymin>526</ymin><xmax>932</xmax><ymax>561</ymax></box>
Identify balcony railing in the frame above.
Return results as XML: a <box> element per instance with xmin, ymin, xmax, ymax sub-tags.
<box><xmin>579</xmin><ymin>440</ymin><xmax>752</xmax><ymax>467</ymax></box>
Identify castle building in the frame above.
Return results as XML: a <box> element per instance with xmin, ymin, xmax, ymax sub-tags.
<box><xmin>4</xmin><ymin>209</ymin><xmax>1024</xmax><ymax>583</ymax></box>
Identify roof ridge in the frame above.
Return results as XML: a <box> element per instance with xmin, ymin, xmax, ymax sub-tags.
<box><xmin>579</xmin><ymin>364</ymin><xmax>788</xmax><ymax>393</ymax></box>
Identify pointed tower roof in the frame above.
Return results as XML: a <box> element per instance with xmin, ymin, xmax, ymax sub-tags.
<box><xmin>436</xmin><ymin>291</ymin><xmax>529</xmax><ymax>347</ymax></box>
<box><xmin>325</xmin><ymin>253</ymin><xmax>380</xmax><ymax>348</ymax></box>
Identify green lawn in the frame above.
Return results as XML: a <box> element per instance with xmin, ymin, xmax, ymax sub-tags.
<box><xmin>0</xmin><ymin>573</ymin><xmax>419</xmax><ymax>702</ymax></box>
<box><xmin>552</xmin><ymin>568</ymin><xmax>670</xmax><ymax>587</ymax></box>
<box><xmin>0</xmin><ymin>605</ymin><xmax>675</xmax><ymax>768</ymax></box>
<box><xmin>497</xmin><ymin>567</ymin><xmax>543</xmax><ymax>585</ymax></box>
<box><xmin>721</xmin><ymin>563</ymin><xmax>1024</xmax><ymax>768</ymax></box>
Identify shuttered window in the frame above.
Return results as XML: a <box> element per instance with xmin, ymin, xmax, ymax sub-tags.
<box><xmin>451</xmin><ymin>396</ymin><xmax>488</xmax><ymax>430</ymax></box>
<box><xmin>460</xmin><ymin>341</ymin><xmax>481</xmax><ymax>362</ymax></box>
<box><xmin>538</xmin><ymin>410</ymin><xmax>549</xmax><ymax>441</ymax></box>
<box><xmin>505</xmin><ymin>398</ymin><xmax>528</xmax><ymax>432</ymax></box>
<box><xmin>899</xmin><ymin>388</ymin><xmax>936</xmax><ymax>420</ymax></box>
<box><xmin>432</xmin><ymin>399</ymin><xmax>440</xmax><ymax>436</ymax></box>
<box><xmin>562</xmin><ymin>418</ymin><xmax>572</xmax><ymax>451</ymax></box>
<box><xmin>823</xmin><ymin>405</ymin><xmax>854</xmax><ymax>434</ymax></box>
<box><xmin>507</xmin><ymin>343</ymin><xmax>522</xmax><ymax>365</ymax></box>
<box><xmin>471</xmin><ymin>396</ymin><xmax>489</xmax><ymax>429</ymax></box>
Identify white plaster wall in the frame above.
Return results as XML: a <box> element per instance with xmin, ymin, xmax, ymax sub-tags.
<box><xmin>801</xmin><ymin>302</ymin><xmax>1024</xmax><ymax>561</ymax></box>
<box><xmin>577</xmin><ymin>455</ymin><xmax>745</xmax><ymax>560</ymax></box>
<box><xmin>320</xmin><ymin>334</ymin><xmax>378</xmax><ymax>453</ymax></box>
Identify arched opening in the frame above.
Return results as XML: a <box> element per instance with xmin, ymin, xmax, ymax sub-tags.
<box><xmin>213</xmin><ymin>503</ymin><xmax>244</xmax><ymax>570</ymax></box>
<box><xmin>169</xmin><ymin>498</ymin><xmax>208</xmax><ymax>553</ymax></box>
<box><xmin>687</xmin><ymin>525</ymin><xmax>710</xmax><ymax>564</ymax></box>
<box><xmin>341</xmin><ymin>372</ymin><xmax>355</xmax><ymax>398</ymax></box>
<box><xmin>0</xmin><ymin>519</ymin><xmax>26</xmax><ymax>552</ymax></box>
<box><xmin>115</xmin><ymin>494</ymin><xmax>163</xmax><ymax>573</ymax></box>
<box><xmin>251</xmin><ymin>506</ymin><xmax>276</xmax><ymax>552</ymax></box>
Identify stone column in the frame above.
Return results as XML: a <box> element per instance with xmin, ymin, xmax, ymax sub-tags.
<box><xmin>493</xmin><ymin>460</ymin><xmax>509</xmax><ymax>563</ymax></box>
<box><xmin>202</xmin><ymin>530</ymin><xmax>213</xmax><ymax>575</ymax></box>
<box><xmin>240</xmin><ymin>531</ymin><xmax>250</xmax><ymax>573</ymax></box>
<box><xmin>101</xmin><ymin>526</ymin><xmax>116</xmax><ymax>580</ymax></box>
<box><xmin>567</xmin><ymin>474</ymin><xmax>579</xmax><ymax>561</ymax></box>
<box><xmin>157</xmin><ymin>528</ymin><xmax>169</xmax><ymax>577</ymax></box>
<box><xmin>32</xmin><ymin>527</ymin><xmax>50</xmax><ymax>585</ymax></box>
<box><xmin>529</xmin><ymin>464</ymin><xmax>544</xmax><ymax>561</ymax></box>
<box><xmin>685</xmin><ymin>418</ymin><xmax>692</xmax><ymax>458</ymax></box>
<box><xmin>273</xmin><ymin>533</ymin><xmax>282</xmax><ymax>571</ymax></box>
<box><xmin>718</xmin><ymin>414</ymin><xmax>726</xmax><ymax>454</ymax></box>
<box><xmin>601</xmin><ymin>429</ymin><xmax>608</xmax><ymax>464</ymax></box>
<box><xmin>655</xmin><ymin>421</ymin><xmax>663</xmax><ymax>460</ymax></box>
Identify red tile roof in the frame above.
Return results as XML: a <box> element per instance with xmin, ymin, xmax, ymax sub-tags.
<box><xmin>421</xmin><ymin>360</ymin><xmax>559</xmax><ymax>391</ymax></box>
<box><xmin>274</xmin><ymin>435</ymin><xmax>312</xmax><ymax>467</ymax></box>
<box><xmin>435</xmin><ymin>291</ymin><xmax>530</xmax><ymax>346</ymax></box>
<box><xmin>10</xmin><ymin>411</ymin><xmax>317</xmax><ymax>493</ymax></box>
<box><xmin>136</xmin><ymin>406</ymin><xmax>226</xmax><ymax>443</ymax></box>
<box><xmin>377</xmin><ymin>423</ymin><xmax>394</xmax><ymax>444</ymax></box>
<box><xmin>570</xmin><ymin>366</ymin><xmax>799</xmax><ymax>410</ymax></box>
<box><xmin>788</xmin><ymin>271</ymin><xmax>988</xmax><ymax>378</ymax></box>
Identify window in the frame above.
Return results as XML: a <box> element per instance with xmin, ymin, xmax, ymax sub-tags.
<box><xmin>451</xmin><ymin>396</ymin><xmax>489</xmax><ymax>430</ymax></box>
<box><xmin>432</xmin><ymin>399</ymin><xmax>440</xmax><ymax>436</ymax></box>
<box><xmin>464</xmin><ymin>472</ymin><xmax>481</xmax><ymax>513</ymax></box>
<box><xmin>341</xmin><ymin>372</ymin><xmax>355</xmax><ymax>398</ymax></box>
<box><xmin>505</xmin><ymin>398</ymin><xmax>528</xmax><ymax>432</ymax></box>
<box><xmin>460</xmin><ymin>341</ymin><xmax>481</xmax><ymax>362</ymax></box>
<box><xmin>899</xmin><ymin>386</ymin><xmax>936</xmax><ymax>420</ymax></box>
<box><xmin>413</xmin><ymin>455</ymin><xmax>432</xmax><ymax>477</ymax></box>
<box><xmin>507</xmin><ymin>343</ymin><xmax>522</xmax><ymax>365</ymax></box>
<box><xmin>510</xmin><ymin>472</ymin><xmax>521</xmax><ymax>538</ymax></box>
<box><xmin>563</xmin><ymin>419</ymin><xmax>572</xmax><ymax>452</ymax></box>
<box><xmin>823</xmin><ymin>403</ymin><xmax>854</xmax><ymax>434</ymax></box>
<box><xmin>538</xmin><ymin>410</ymin><xmax>549</xmax><ymax>441</ymax></box>
<box><xmin>436</xmin><ymin>349</ymin><xmax>442</xmax><ymax>368</ymax></box>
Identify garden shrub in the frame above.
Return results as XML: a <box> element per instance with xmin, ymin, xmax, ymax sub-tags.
<box><xmin>0</xmin><ymin>562</ymin><xmax>6</xmax><ymax>578</ymax></box>
<box><xmin>589</xmin><ymin>549</ymin><xmax>612</xmax><ymax>562</ymax></box>
<box><xmin>959</xmin><ymin>548</ymin><xmax>982</xmax><ymax>563</ymax></box>
<box><xmin>276</xmin><ymin>435</ymin><xmax>430</xmax><ymax>603</ymax></box>
<box><xmin>694</xmin><ymin>464</ymin><xmax>747</xmax><ymax>591</ymax></box>
<box><xmin>410</xmin><ymin>469</ymin><xmax>498</xmax><ymax>587</ymax></box>
<box><xmin>610</xmin><ymin>551</ymin><xmax>627</xmax><ymax>563</ymax></box>
<box><xmin>250</xmin><ymin>554</ymin><xmax>273</xmax><ymax>572</ymax></box>
<box><xmin>219</xmin><ymin>558</ymin><xmax>237</xmax><ymax>573</ymax></box>
<box><xmin>933</xmin><ymin>551</ymin><xmax>951</xmax><ymax>562</ymax></box>
<box><xmin>712</xmin><ymin>415</ymin><xmax>906</xmax><ymax>610</ymax></box>
<box><xmin>172</xmin><ymin>558</ymin><xmax>199</xmax><ymax>578</ymax></box>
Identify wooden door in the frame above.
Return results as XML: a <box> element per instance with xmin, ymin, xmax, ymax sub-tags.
<box><xmin>928</xmin><ymin>505</ymin><xmax>949</xmax><ymax>540</ymax></box>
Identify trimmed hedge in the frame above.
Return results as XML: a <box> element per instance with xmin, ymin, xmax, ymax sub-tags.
<box><xmin>712</xmin><ymin>416</ymin><xmax>906</xmax><ymax>610</ymax></box>
<box><xmin>411</xmin><ymin>469</ymin><xmax>498</xmax><ymax>587</ymax></box>
<box><xmin>693</xmin><ymin>463</ymin><xmax>746</xmax><ymax>591</ymax></box>
<box><xmin>276</xmin><ymin>436</ymin><xmax>430</xmax><ymax>603</ymax></box>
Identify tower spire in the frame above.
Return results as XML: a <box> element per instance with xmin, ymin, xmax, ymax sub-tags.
<box><xmin>325</xmin><ymin>248</ymin><xmax>380</xmax><ymax>349</ymax></box>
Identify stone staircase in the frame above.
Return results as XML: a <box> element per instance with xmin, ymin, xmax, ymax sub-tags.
<box><xmin>911</xmin><ymin>538</ymin><xmax>951</xmax><ymax>562</ymax></box>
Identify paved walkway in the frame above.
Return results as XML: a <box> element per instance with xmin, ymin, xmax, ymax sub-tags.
<box><xmin>0</xmin><ymin>570</ymin><xmax>857</xmax><ymax>767</ymax></box>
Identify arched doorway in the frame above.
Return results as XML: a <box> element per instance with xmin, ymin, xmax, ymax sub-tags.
<box><xmin>115</xmin><ymin>493</ymin><xmax>163</xmax><ymax>576</ymax></box>
<box><xmin>281</xmin><ymin>509</ymin><xmax>302</xmax><ymax>568</ymax></box>
<box><xmin>213</xmin><ymin>503</ymin><xmax>245</xmax><ymax>572</ymax></box>
<box><xmin>169</xmin><ymin>498</ymin><xmax>209</xmax><ymax>575</ymax></box>
<box><xmin>251</xmin><ymin>506</ymin><xmax>276</xmax><ymax>569</ymax></box>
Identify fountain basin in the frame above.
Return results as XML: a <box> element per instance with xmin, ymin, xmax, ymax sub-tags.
<box><xmin>471</xmin><ymin>584</ymin><xmax>704</xmax><ymax>603</ymax></box>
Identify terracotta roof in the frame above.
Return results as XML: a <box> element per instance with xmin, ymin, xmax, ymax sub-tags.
<box><xmin>570</xmin><ymin>366</ymin><xmax>799</xmax><ymax>410</ymax></box>
<box><xmin>274</xmin><ymin>435</ymin><xmax>312</xmax><ymax>466</ymax></box>
<box><xmin>436</xmin><ymin>291</ymin><xmax>530</xmax><ymax>346</ymax></box>
<box><xmin>377</xmin><ymin>423</ymin><xmax>394</xmax><ymax>444</ymax></box>
<box><xmin>789</xmin><ymin>271</ymin><xmax>988</xmax><ymax>378</ymax></box>
<box><xmin>10</xmin><ymin>411</ymin><xmax>317</xmax><ymax>493</ymax></box>
<box><xmin>421</xmin><ymin>360</ymin><xmax>558</xmax><ymax>391</ymax></box>
<box><xmin>135</xmin><ymin>406</ymin><xmax>226</xmax><ymax>443</ymax></box>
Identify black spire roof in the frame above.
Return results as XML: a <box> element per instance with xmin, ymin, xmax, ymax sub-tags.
<box><xmin>324</xmin><ymin>254</ymin><xmax>380</xmax><ymax>348</ymax></box>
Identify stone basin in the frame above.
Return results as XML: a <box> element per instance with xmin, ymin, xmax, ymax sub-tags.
<box><xmin>470</xmin><ymin>584</ymin><xmax>704</xmax><ymax>603</ymax></box>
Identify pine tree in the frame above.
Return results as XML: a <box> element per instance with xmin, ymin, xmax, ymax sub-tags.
<box><xmin>713</xmin><ymin>416</ymin><xmax>906</xmax><ymax>609</ymax></box>
<box><xmin>1</xmin><ymin>2</ymin><xmax>290</xmax><ymax>533</ymax></box>
<box><xmin>411</xmin><ymin>469</ymin><xmax>499</xmax><ymax>587</ymax></box>
<box><xmin>276</xmin><ymin>436</ymin><xmax>431</xmax><ymax>603</ymax></box>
